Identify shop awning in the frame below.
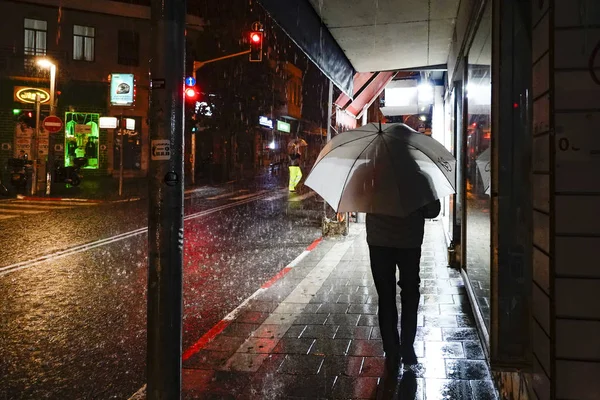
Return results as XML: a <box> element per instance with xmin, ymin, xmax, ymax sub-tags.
<box><xmin>335</xmin><ymin>71</ymin><xmax>397</xmax><ymax>119</ymax></box>
<box><xmin>258</xmin><ymin>0</ymin><xmax>355</xmax><ymax>96</ymax></box>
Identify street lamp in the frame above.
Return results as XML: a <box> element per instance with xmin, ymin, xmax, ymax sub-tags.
<box><xmin>37</xmin><ymin>58</ymin><xmax>57</xmax><ymax>115</ymax></box>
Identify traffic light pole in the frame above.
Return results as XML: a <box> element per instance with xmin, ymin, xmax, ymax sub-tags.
<box><xmin>191</xmin><ymin>50</ymin><xmax>250</xmax><ymax>79</ymax></box>
<box><xmin>148</xmin><ymin>0</ymin><xmax>186</xmax><ymax>398</ymax></box>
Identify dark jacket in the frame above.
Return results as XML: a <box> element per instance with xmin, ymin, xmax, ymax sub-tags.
<box><xmin>366</xmin><ymin>200</ymin><xmax>441</xmax><ymax>249</ymax></box>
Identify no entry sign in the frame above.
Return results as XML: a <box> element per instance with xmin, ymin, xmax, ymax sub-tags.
<box><xmin>43</xmin><ymin>115</ymin><xmax>63</xmax><ymax>133</ymax></box>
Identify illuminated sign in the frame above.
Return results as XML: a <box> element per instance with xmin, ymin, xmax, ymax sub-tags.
<box><xmin>125</xmin><ymin>118</ymin><xmax>135</xmax><ymax>130</ymax></box>
<box><xmin>276</xmin><ymin>120</ymin><xmax>290</xmax><ymax>133</ymax></box>
<box><xmin>99</xmin><ymin>117</ymin><xmax>118</xmax><ymax>129</ymax></box>
<box><xmin>14</xmin><ymin>87</ymin><xmax>50</xmax><ymax>104</ymax></box>
<box><xmin>259</xmin><ymin>116</ymin><xmax>273</xmax><ymax>129</ymax></box>
<box><xmin>110</xmin><ymin>73</ymin><xmax>135</xmax><ymax>106</ymax></box>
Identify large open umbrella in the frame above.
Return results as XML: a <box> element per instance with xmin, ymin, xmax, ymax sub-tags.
<box><xmin>305</xmin><ymin>123</ymin><xmax>456</xmax><ymax>217</ymax></box>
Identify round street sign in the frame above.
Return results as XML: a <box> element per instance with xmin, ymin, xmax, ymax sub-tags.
<box><xmin>43</xmin><ymin>115</ymin><xmax>63</xmax><ymax>133</ymax></box>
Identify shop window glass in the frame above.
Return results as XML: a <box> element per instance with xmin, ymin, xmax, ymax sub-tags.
<box><xmin>465</xmin><ymin>3</ymin><xmax>492</xmax><ymax>331</ymax></box>
<box><xmin>24</xmin><ymin>18</ymin><xmax>47</xmax><ymax>55</ymax></box>
<box><xmin>73</xmin><ymin>25</ymin><xmax>95</xmax><ymax>61</ymax></box>
<box><xmin>64</xmin><ymin>112</ymin><xmax>100</xmax><ymax>169</ymax></box>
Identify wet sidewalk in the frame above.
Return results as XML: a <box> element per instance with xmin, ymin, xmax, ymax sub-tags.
<box><xmin>140</xmin><ymin>221</ymin><xmax>499</xmax><ymax>399</ymax></box>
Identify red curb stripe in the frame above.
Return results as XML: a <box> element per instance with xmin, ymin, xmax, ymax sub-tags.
<box><xmin>181</xmin><ymin>239</ymin><xmax>321</xmax><ymax>361</ymax></box>
<box><xmin>261</xmin><ymin>267</ymin><xmax>292</xmax><ymax>289</ymax></box>
<box><xmin>306</xmin><ymin>237</ymin><xmax>322</xmax><ymax>251</ymax></box>
<box><xmin>182</xmin><ymin>319</ymin><xmax>230</xmax><ymax>361</ymax></box>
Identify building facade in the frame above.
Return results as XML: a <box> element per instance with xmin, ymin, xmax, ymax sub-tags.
<box><xmin>0</xmin><ymin>0</ymin><xmax>203</xmax><ymax>183</ymax></box>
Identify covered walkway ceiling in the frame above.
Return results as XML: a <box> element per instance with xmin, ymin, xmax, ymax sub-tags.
<box><xmin>259</xmin><ymin>0</ymin><xmax>461</xmax><ymax>96</ymax></box>
<box><xmin>307</xmin><ymin>0</ymin><xmax>460</xmax><ymax>73</ymax></box>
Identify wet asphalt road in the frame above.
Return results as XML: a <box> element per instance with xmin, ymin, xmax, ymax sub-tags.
<box><xmin>0</xmin><ymin>174</ymin><xmax>323</xmax><ymax>399</ymax></box>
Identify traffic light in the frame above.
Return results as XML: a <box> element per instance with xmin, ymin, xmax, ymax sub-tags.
<box><xmin>184</xmin><ymin>76</ymin><xmax>198</xmax><ymax>101</ymax></box>
<box><xmin>16</xmin><ymin>110</ymin><xmax>35</xmax><ymax>128</ymax></box>
<box><xmin>249</xmin><ymin>31</ymin><xmax>263</xmax><ymax>62</ymax></box>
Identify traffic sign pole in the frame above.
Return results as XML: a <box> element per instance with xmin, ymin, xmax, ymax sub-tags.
<box><xmin>41</xmin><ymin>115</ymin><xmax>63</xmax><ymax>196</ymax></box>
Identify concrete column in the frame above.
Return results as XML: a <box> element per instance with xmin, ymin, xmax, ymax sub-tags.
<box><xmin>531</xmin><ymin>0</ymin><xmax>600</xmax><ymax>398</ymax></box>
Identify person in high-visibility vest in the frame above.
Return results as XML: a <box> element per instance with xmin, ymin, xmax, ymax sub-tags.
<box><xmin>288</xmin><ymin>152</ymin><xmax>302</xmax><ymax>192</ymax></box>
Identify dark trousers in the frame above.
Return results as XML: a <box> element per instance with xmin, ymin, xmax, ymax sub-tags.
<box><xmin>368</xmin><ymin>245</ymin><xmax>421</xmax><ymax>355</ymax></box>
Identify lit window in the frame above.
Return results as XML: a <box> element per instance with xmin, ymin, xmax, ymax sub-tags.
<box><xmin>24</xmin><ymin>18</ymin><xmax>47</xmax><ymax>56</ymax></box>
<box><xmin>73</xmin><ymin>25</ymin><xmax>95</xmax><ymax>61</ymax></box>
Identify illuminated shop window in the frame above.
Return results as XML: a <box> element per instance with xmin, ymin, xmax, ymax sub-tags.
<box><xmin>64</xmin><ymin>112</ymin><xmax>100</xmax><ymax>169</ymax></box>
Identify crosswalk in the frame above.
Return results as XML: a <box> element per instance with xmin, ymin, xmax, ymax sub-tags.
<box><xmin>0</xmin><ymin>199</ymin><xmax>98</xmax><ymax>221</ymax></box>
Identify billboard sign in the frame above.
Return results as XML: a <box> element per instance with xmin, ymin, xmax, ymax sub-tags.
<box><xmin>110</xmin><ymin>74</ymin><xmax>135</xmax><ymax>106</ymax></box>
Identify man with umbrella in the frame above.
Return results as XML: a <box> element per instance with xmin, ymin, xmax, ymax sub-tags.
<box><xmin>304</xmin><ymin>123</ymin><xmax>455</xmax><ymax>373</ymax></box>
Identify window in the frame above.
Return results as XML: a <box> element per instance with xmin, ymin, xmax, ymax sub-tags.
<box><xmin>73</xmin><ymin>25</ymin><xmax>95</xmax><ymax>61</ymax></box>
<box><xmin>118</xmin><ymin>30</ymin><xmax>140</xmax><ymax>66</ymax></box>
<box><xmin>24</xmin><ymin>18</ymin><xmax>47</xmax><ymax>55</ymax></box>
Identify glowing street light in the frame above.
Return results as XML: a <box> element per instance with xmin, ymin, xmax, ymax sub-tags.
<box><xmin>37</xmin><ymin>58</ymin><xmax>57</xmax><ymax>115</ymax></box>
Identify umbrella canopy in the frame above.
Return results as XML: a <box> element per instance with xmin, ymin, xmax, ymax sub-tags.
<box><xmin>305</xmin><ymin>123</ymin><xmax>456</xmax><ymax>217</ymax></box>
<box><xmin>288</xmin><ymin>138</ymin><xmax>308</xmax><ymax>153</ymax></box>
<box><xmin>476</xmin><ymin>147</ymin><xmax>491</xmax><ymax>195</ymax></box>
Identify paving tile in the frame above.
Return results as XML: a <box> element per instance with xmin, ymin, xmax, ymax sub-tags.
<box><xmin>378</xmin><ymin>371</ymin><xmax>425</xmax><ymax>400</ymax></box>
<box><xmin>235</xmin><ymin>311</ymin><xmax>270</xmax><ymax>325</ymax></box>
<box><xmin>424</xmin><ymin>315</ymin><xmax>459</xmax><ymax>328</ymax></box>
<box><xmin>347</xmin><ymin>339</ymin><xmax>385</xmax><ymax>357</ymax></box>
<box><xmin>471</xmin><ymin>379</ymin><xmax>499</xmax><ymax>399</ymax></box>
<box><xmin>283</xmin><ymin>325</ymin><xmax>306</xmax><ymax>338</ymax></box>
<box><xmin>416</xmin><ymin>327</ymin><xmax>443</xmax><ymax>341</ymax></box>
<box><xmin>440</xmin><ymin>303</ymin><xmax>472</xmax><ymax>315</ymax></box>
<box><xmin>183</xmin><ymin>369</ymin><xmax>252</xmax><ymax>398</ymax></box>
<box><xmin>220</xmin><ymin>322</ymin><xmax>260</xmax><ymax>338</ymax></box>
<box><xmin>370</xmin><ymin>327</ymin><xmax>381</xmax><ymax>340</ymax></box>
<box><xmin>299</xmin><ymin>324</ymin><xmax>339</xmax><ymax>339</ymax></box>
<box><xmin>243</xmin><ymin>301</ymin><xmax>279</xmax><ymax>313</ymax></box>
<box><xmin>424</xmin><ymin>378</ymin><xmax>473</xmax><ymax>399</ymax></box>
<box><xmin>237</xmin><ymin>337</ymin><xmax>280</xmax><ymax>354</ymax></box>
<box><xmin>334</xmin><ymin>325</ymin><xmax>372</xmax><ymax>340</ymax></box>
<box><xmin>315</xmin><ymin>303</ymin><xmax>350</xmax><ymax>314</ymax></box>
<box><xmin>271</xmin><ymin>337</ymin><xmax>315</xmax><ymax>354</ymax></box>
<box><xmin>325</xmin><ymin>313</ymin><xmax>360</xmax><ymax>326</ymax></box>
<box><xmin>292</xmin><ymin>313</ymin><xmax>329</xmax><ymax>325</ymax></box>
<box><xmin>446</xmin><ymin>360</ymin><xmax>491</xmax><ymax>380</ymax></box>
<box><xmin>262</xmin><ymin>312</ymin><xmax>299</xmax><ymax>325</ymax></box>
<box><xmin>272</xmin><ymin>303</ymin><xmax>307</xmax><ymax>314</ymax></box>
<box><xmin>277</xmin><ymin>374</ymin><xmax>336</xmax><ymax>398</ymax></box>
<box><xmin>360</xmin><ymin>356</ymin><xmax>386</xmax><ymax>376</ymax></box>
<box><xmin>442</xmin><ymin>327</ymin><xmax>480</xmax><ymax>341</ymax></box>
<box><xmin>255</xmin><ymin>353</ymin><xmax>286</xmax><ymax>375</ymax></box>
<box><xmin>331</xmin><ymin>376</ymin><xmax>379</xmax><ymax>399</ymax></box>
<box><xmin>357</xmin><ymin>314</ymin><xmax>379</xmax><ymax>326</ymax></box>
<box><xmin>184</xmin><ymin>349</ymin><xmax>232</xmax><ymax>369</ymax></box>
<box><xmin>222</xmin><ymin>352</ymin><xmax>269</xmax><ymax>373</ymax></box>
<box><xmin>319</xmin><ymin>355</ymin><xmax>364</xmax><ymax>377</ymax></box>
<box><xmin>301</xmin><ymin>303</ymin><xmax>321</xmax><ymax>313</ymax></box>
<box><xmin>250</xmin><ymin>324</ymin><xmax>292</xmax><ymax>339</ymax></box>
<box><xmin>337</xmin><ymin>293</ymin><xmax>369</xmax><ymax>304</ymax></box>
<box><xmin>203</xmin><ymin>335</ymin><xmax>247</xmax><ymax>353</ymax></box>
<box><xmin>425</xmin><ymin>341</ymin><xmax>466</xmax><ymax>359</ymax></box>
<box><xmin>309</xmin><ymin>339</ymin><xmax>352</xmax><ymax>356</ymax></box>
<box><xmin>456</xmin><ymin>314</ymin><xmax>477</xmax><ymax>327</ymax></box>
<box><xmin>437</xmin><ymin>286</ymin><xmax>467</xmax><ymax>295</ymax></box>
<box><xmin>463</xmin><ymin>340</ymin><xmax>486</xmax><ymax>360</ymax></box>
<box><xmin>278</xmin><ymin>354</ymin><xmax>325</xmax><ymax>374</ymax></box>
<box><xmin>424</xmin><ymin>294</ymin><xmax>456</xmax><ymax>304</ymax></box>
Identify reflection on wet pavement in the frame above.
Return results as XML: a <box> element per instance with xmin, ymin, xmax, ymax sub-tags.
<box><xmin>180</xmin><ymin>222</ymin><xmax>499</xmax><ymax>399</ymax></box>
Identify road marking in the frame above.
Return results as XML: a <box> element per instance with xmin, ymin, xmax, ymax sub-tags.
<box><xmin>0</xmin><ymin>199</ymin><xmax>98</xmax><ymax>220</ymax></box>
<box><xmin>205</xmin><ymin>189</ymin><xmax>248</xmax><ymax>200</ymax></box>
<box><xmin>0</xmin><ymin>190</ymin><xmax>281</xmax><ymax>276</ymax></box>
<box><xmin>288</xmin><ymin>191</ymin><xmax>316</xmax><ymax>202</ymax></box>
<box><xmin>229</xmin><ymin>189</ymin><xmax>269</xmax><ymax>200</ymax></box>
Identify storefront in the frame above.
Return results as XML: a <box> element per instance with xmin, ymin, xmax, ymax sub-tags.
<box><xmin>64</xmin><ymin>112</ymin><xmax>100</xmax><ymax>170</ymax></box>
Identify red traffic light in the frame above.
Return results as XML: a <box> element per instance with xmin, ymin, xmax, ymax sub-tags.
<box><xmin>251</xmin><ymin>32</ymin><xmax>261</xmax><ymax>43</ymax></box>
<box><xmin>185</xmin><ymin>88</ymin><xmax>197</xmax><ymax>99</ymax></box>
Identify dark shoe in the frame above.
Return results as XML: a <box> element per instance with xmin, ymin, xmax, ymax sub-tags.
<box><xmin>401</xmin><ymin>348</ymin><xmax>418</xmax><ymax>366</ymax></box>
<box><xmin>384</xmin><ymin>352</ymin><xmax>400</xmax><ymax>377</ymax></box>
